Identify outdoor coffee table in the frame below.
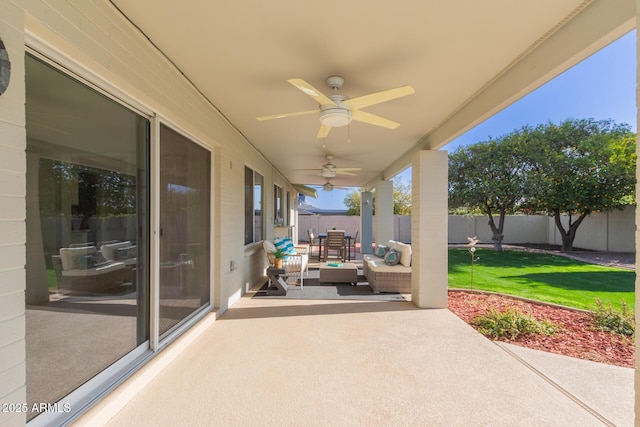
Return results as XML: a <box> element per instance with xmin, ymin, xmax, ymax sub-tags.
<box><xmin>319</xmin><ymin>262</ymin><xmax>358</xmax><ymax>285</ymax></box>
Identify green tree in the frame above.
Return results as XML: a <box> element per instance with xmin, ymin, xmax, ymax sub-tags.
<box><xmin>393</xmin><ymin>178</ymin><xmax>412</xmax><ymax>215</ymax></box>
<box><xmin>523</xmin><ymin>119</ymin><xmax>636</xmax><ymax>251</ymax></box>
<box><xmin>344</xmin><ymin>190</ymin><xmax>365</xmax><ymax>215</ymax></box>
<box><xmin>343</xmin><ymin>178</ymin><xmax>411</xmax><ymax>215</ymax></box>
<box><xmin>448</xmin><ymin>131</ymin><xmax>529</xmax><ymax>251</ymax></box>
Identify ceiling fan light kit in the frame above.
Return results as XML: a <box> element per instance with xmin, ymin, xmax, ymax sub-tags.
<box><xmin>319</xmin><ymin>107</ymin><xmax>352</xmax><ymax>127</ymax></box>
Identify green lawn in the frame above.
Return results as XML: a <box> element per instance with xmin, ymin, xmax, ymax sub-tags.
<box><xmin>448</xmin><ymin>248</ymin><xmax>635</xmax><ymax>312</ymax></box>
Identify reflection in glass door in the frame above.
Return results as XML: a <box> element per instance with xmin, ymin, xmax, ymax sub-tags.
<box><xmin>159</xmin><ymin>124</ymin><xmax>211</xmax><ymax>337</ymax></box>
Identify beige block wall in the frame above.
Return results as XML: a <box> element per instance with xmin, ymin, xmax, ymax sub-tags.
<box><xmin>0</xmin><ymin>1</ymin><xmax>26</xmax><ymax>426</ymax></box>
<box><xmin>300</xmin><ymin>209</ymin><xmax>635</xmax><ymax>252</ymax></box>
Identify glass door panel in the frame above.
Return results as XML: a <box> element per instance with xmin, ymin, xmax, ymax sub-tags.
<box><xmin>25</xmin><ymin>54</ymin><xmax>149</xmax><ymax>421</ymax></box>
<box><xmin>158</xmin><ymin>124</ymin><xmax>211</xmax><ymax>337</ymax></box>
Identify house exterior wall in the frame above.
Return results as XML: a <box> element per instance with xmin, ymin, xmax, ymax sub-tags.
<box><xmin>21</xmin><ymin>0</ymin><xmax>296</xmax><ymax>311</ymax></box>
<box><xmin>0</xmin><ymin>2</ymin><xmax>27</xmax><ymax>426</ymax></box>
<box><xmin>0</xmin><ymin>1</ymin><xmax>297</xmax><ymax>424</ymax></box>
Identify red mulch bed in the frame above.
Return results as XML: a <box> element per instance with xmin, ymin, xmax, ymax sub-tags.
<box><xmin>448</xmin><ymin>290</ymin><xmax>635</xmax><ymax>368</ymax></box>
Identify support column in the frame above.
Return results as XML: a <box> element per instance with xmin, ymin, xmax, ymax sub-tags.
<box><xmin>374</xmin><ymin>180</ymin><xmax>394</xmax><ymax>244</ymax></box>
<box><xmin>411</xmin><ymin>150</ymin><xmax>448</xmax><ymax>308</ymax></box>
<box><xmin>360</xmin><ymin>192</ymin><xmax>373</xmax><ymax>254</ymax></box>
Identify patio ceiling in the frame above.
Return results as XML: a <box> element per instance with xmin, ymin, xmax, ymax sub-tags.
<box><xmin>111</xmin><ymin>0</ymin><xmax>634</xmax><ymax>190</ymax></box>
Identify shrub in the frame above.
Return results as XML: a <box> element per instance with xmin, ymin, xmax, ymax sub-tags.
<box><xmin>471</xmin><ymin>307</ymin><xmax>559</xmax><ymax>340</ymax></box>
<box><xmin>592</xmin><ymin>298</ymin><xmax>635</xmax><ymax>336</ymax></box>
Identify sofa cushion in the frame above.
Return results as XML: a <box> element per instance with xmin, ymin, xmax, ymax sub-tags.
<box><xmin>394</xmin><ymin>242</ymin><xmax>412</xmax><ymax>267</ymax></box>
<box><xmin>101</xmin><ymin>241</ymin><xmax>133</xmax><ymax>261</ymax></box>
<box><xmin>60</xmin><ymin>246</ymin><xmax>97</xmax><ymax>271</ymax></box>
<box><xmin>62</xmin><ymin>261</ymin><xmax>125</xmax><ymax>277</ymax></box>
<box><xmin>384</xmin><ymin>249</ymin><xmax>400</xmax><ymax>266</ymax></box>
<box><xmin>365</xmin><ymin>257</ymin><xmax>412</xmax><ymax>274</ymax></box>
<box><xmin>374</xmin><ymin>244</ymin><xmax>389</xmax><ymax>258</ymax></box>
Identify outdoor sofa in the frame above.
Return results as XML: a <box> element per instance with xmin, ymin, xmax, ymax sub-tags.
<box><xmin>362</xmin><ymin>240</ymin><xmax>412</xmax><ymax>293</ymax></box>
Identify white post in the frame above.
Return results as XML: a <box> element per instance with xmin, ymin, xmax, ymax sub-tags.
<box><xmin>360</xmin><ymin>192</ymin><xmax>374</xmax><ymax>254</ymax></box>
<box><xmin>411</xmin><ymin>150</ymin><xmax>448</xmax><ymax>308</ymax></box>
<box><xmin>374</xmin><ymin>180</ymin><xmax>394</xmax><ymax>245</ymax></box>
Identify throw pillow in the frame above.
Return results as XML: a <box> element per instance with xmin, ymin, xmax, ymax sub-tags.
<box><xmin>375</xmin><ymin>245</ymin><xmax>389</xmax><ymax>258</ymax></box>
<box><xmin>116</xmin><ymin>247</ymin><xmax>131</xmax><ymax>260</ymax></box>
<box><xmin>384</xmin><ymin>249</ymin><xmax>400</xmax><ymax>266</ymax></box>
<box><xmin>274</xmin><ymin>237</ymin><xmax>297</xmax><ymax>254</ymax></box>
<box><xmin>75</xmin><ymin>255</ymin><xmax>96</xmax><ymax>269</ymax></box>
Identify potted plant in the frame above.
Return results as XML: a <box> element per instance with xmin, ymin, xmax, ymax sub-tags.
<box><xmin>270</xmin><ymin>248</ymin><xmax>286</xmax><ymax>269</ymax></box>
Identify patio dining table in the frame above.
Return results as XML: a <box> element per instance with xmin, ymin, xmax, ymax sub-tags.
<box><xmin>317</xmin><ymin>232</ymin><xmax>353</xmax><ymax>261</ymax></box>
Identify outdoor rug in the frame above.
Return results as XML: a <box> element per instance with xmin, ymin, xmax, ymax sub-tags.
<box><xmin>254</xmin><ymin>277</ymin><xmax>407</xmax><ymax>302</ymax></box>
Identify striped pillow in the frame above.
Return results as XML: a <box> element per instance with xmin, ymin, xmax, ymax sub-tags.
<box><xmin>274</xmin><ymin>237</ymin><xmax>297</xmax><ymax>255</ymax></box>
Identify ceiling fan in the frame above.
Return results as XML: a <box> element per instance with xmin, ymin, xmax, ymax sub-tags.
<box><xmin>314</xmin><ymin>178</ymin><xmax>350</xmax><ymax>192</ymax></box>
<box><xmin>319</xmin><ymin>155</ymin><xmax>360</xmax><ymax>178</ymax></box>
<box><xmin>257</xmin><ymin>76</ymin><xmax>415</xmax><ymax>138</ymax></box>
<box><xmin>298</xmin><ymin>155</ymin><xmax>361</xmax><ymax>178</ymax></box>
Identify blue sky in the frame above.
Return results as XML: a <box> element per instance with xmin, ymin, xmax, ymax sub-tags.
<box><xmin>309</xmin><ymin>30</ymin><xmax>636</xmax><ymax>209</ymax></box>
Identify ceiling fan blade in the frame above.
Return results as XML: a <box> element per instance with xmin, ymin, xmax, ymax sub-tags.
<box><xmin>256</xmin><ymin>109</ymin><xmax>317</xmax><ymax>121</ymax></box>
<box><xmin>317</xmin><ymin>125</ymin><xmax>332</xmax><ymax>138</ymax></box>
<box><xmin>351</xmin><ymin>110</ymin><xmax>400</xmax><ymax>129</ymax></box>
<box><xmin>343</xmin><ymin>85</ymin><xmax>415</xmax><ymax>110</ymax></box>
<box><xmin>288</xmin><ymin>79</ymin><xmax>336</xmax><ymax>106</ymax></box>
<box><xmin>335</xmin><ymin>170</ymin><xmax>358</xmax><ymax>176</ymax></box>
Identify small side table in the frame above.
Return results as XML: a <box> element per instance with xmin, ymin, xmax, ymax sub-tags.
<box><xmin>266</xmin><ymin>267</ymin><xmax>288</xmax><ymax>296</ymax></box>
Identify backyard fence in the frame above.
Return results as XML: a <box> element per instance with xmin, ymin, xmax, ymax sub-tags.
<box><xmin>297</xmin><ymin>206</ymin><xmax>635</xmax><ymax>252</ymax></box>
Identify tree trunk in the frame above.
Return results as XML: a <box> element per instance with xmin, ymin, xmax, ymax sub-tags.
<box><xmin>485</xmin><ymin>205</ymin><xmax>506</xmax><ymax>252</ymax></box>
<box><xmin>553</xmin><ymin>209</ymin><xmax>587</xmax><ymax>251</ymax></box>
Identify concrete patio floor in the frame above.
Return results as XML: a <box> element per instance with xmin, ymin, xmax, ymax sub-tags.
<box><xmin>76</xmin><ymin>285</ymin><xmax>634</xmax><ymax>427</ymax></box>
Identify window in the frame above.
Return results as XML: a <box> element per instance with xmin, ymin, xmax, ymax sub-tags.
<box><xmin>274</xmin><ymin>184</ymin><xmax>283</xmax><ymax>226</ymax></box>
<box><xmin>245</xmin><ymin>167</ymin><xmax>264</xmax><ymax>244</ymax></box>
<box><xmin>285</xmin><ymin>190</ymin><xmax>291</xmax><ymax>225</ymax></box>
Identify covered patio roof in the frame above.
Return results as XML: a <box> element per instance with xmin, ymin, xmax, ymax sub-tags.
<box><xmin>111</xmin><ymin>0</ymin><xmax>634</xmax><ymax>189</ymax></box>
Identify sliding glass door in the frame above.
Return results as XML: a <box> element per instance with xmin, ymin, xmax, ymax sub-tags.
<box><xmin>25</xmin><ymin>54</ymin><xmax>149</xmax><ymax>421</ymax></box>
<box><xmin>24</xmin><ymin>53</ymin><xmax>212</xmax><ymax>424</ymax></box>
<box><xmin>158</xmin><ymin>124</ymin><xmax>211</xmax><ymax>338</ymax></box>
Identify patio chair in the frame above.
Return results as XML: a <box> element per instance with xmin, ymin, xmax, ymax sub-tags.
<box><xmin>347</xmin><ymin>230</ymin><xmax>359</xmax><ymax>259</ymax></box>
<box><xmin>323</xmin><ymin>230</ymin><xmax>346</xmax><ymax>262</ymax></box>
<box><xmin>262</xmin><ymin>240</ymin><xmax>307</xmax><ymax>288</ymax></box>
<box><xmin>307</xmin><ymin>228</ymin><xmax>320</xmax><ymax>258</ymax></box>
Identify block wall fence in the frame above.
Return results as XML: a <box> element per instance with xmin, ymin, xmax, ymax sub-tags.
<box><xmin>297</xmin><ymin>206</ymin><xmax>635</xmax><ymax>252</ymax></box>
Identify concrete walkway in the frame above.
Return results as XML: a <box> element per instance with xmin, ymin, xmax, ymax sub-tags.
<box><xmin>77</xmin><ymin>291</ymin><xmax>634</xmax><ymax>427</ymax></box>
